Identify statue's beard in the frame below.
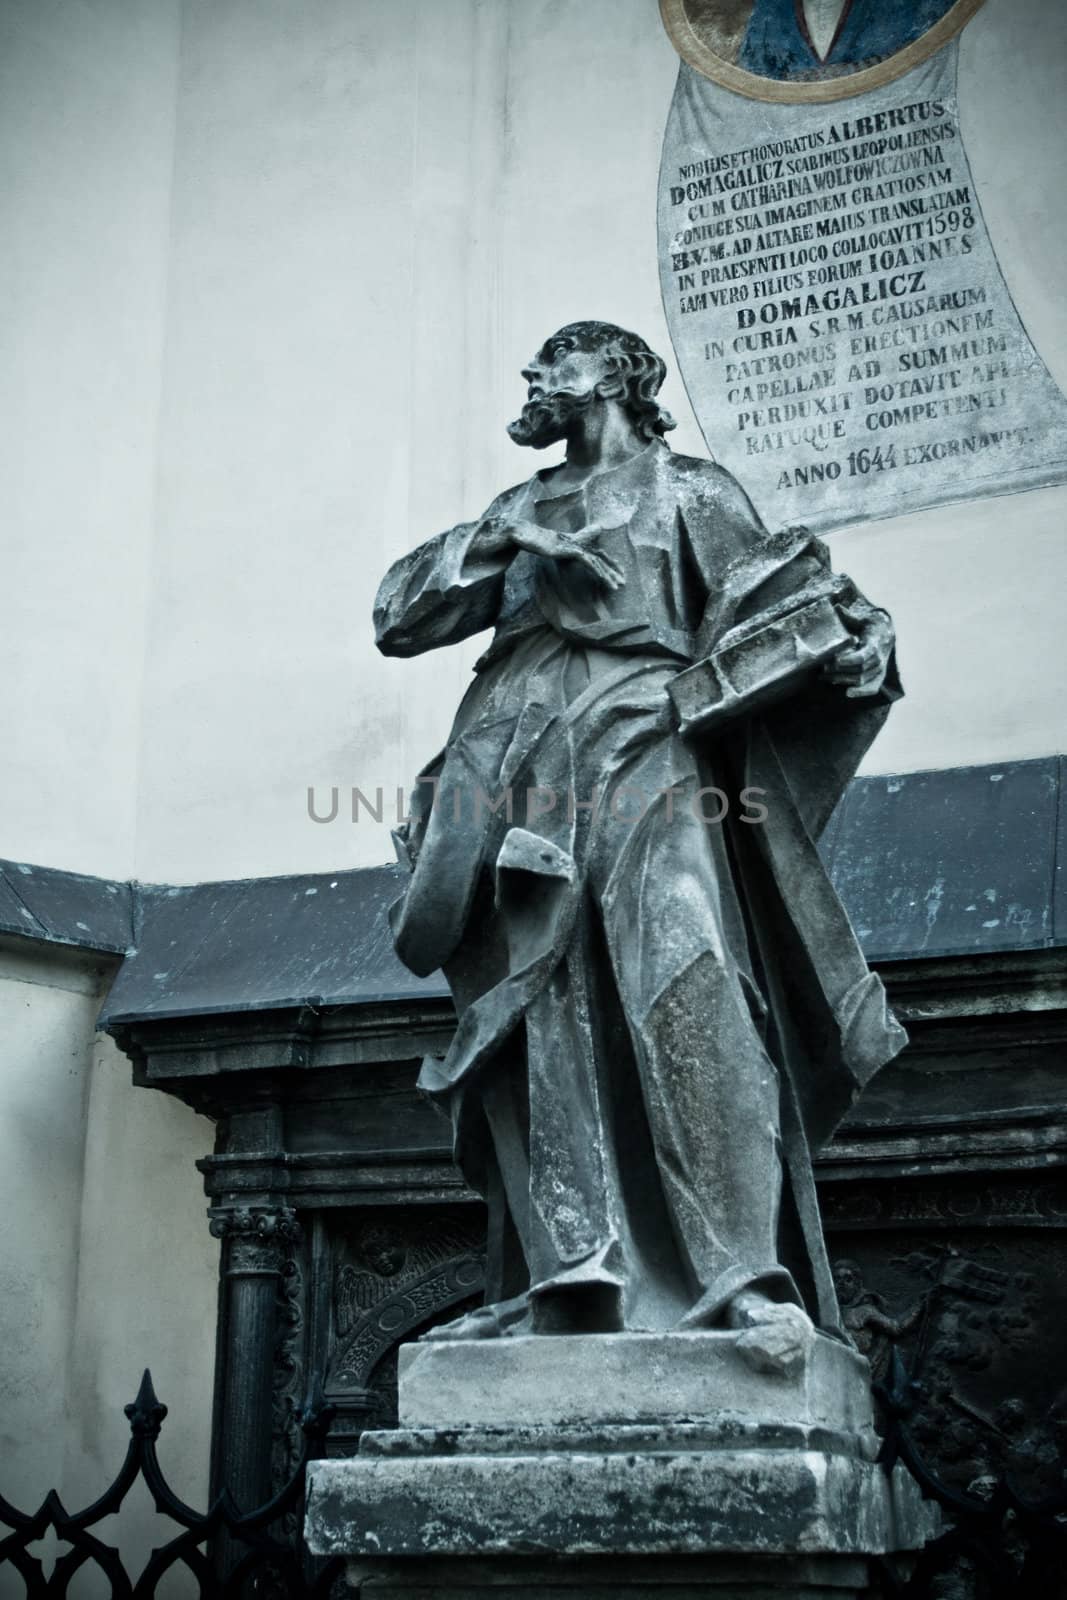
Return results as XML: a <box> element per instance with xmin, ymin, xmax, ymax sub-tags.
<box><xmin>507</xmin><ymin>387</ymin><xmax>594</xmax><ymax>449</ymax></box>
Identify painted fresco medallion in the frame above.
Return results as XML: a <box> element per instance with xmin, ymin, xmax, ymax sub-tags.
<box><xmin>660</xmin><ymin>0</ymin><xmax>986</xmax><ymax>102</ymax></box>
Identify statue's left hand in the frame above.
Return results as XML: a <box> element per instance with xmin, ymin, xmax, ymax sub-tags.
<box><xmin>823</xmin><ymin>609</ymin><xmax>894</xmax><ymax>698</ymax></box>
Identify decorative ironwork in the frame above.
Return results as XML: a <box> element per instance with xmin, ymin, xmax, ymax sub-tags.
<box><xmin>0</xmin><ymin>1369</ymin><xmax>343</xmax><ymax>1598</ymax></box>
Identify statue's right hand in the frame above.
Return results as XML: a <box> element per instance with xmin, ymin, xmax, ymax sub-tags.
<box><xmin>468</xmin><ymin>512</ymin><xmax>517</xmax><ymax>559</ymax></box>
<box><xmin>506</xmin><ymin>518</ymin><xmax>626</xmax><ymax>591</ymax></box>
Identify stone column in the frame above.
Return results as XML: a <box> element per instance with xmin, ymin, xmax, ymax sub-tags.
<box><xmin>208</xmin><ymin>1203</ymin><xmax>301</xmax><ymax>1539</ymax></box>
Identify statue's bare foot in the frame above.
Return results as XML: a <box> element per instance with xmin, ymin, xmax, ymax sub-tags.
<box><xmin>727</xmin><ymin>1290</ymin><xmax>814</xmax><ymax>1378</ymax></box>
<box><xmin>419</xmin><ymin>1294</ymin><xmax>527</xmax><ymax>1342</ymax></box>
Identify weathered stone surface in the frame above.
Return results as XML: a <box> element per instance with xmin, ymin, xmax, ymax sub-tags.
<box><xmin>306</xmin><ymin>1324</ymin><xmax>936</xmax><ymax>1580</ymax></box>
<box><xmin>373</xmin><ymin>319</ymin><xmax>905</xmax><ymax>1346</ymax></box>
<box><xmin>361</xmin><ymin>1421</ymin><xmax>878</xmax><ymax>1460</ymax></box>
<box><xmin>343</xmin><ymin>1551</ymin><xmax>884</xmax><ymax>1596</ymax></box>
<box><xmin>305</xmin><ymin>1443</ymin><xmax>934</xmax><ymax>1560</ymax></box>
<box><xmin>397</xmin><ymin>1330</ymin><xmax>875</xmax><ymax>1434</ymax></box>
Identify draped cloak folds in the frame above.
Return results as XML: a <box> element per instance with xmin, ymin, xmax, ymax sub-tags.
<box><xmin>373</xmin><ymin>438</ymin><xmax>905</xmax><ymax>1334</ymax></box>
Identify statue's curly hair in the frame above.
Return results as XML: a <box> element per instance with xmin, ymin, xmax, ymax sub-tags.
<box><xmin>542</xmin><ymin>321</ymin><xmax>677</xmax><ymax>441</ymax></box>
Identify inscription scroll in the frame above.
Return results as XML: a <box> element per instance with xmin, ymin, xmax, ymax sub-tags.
<box><xmin>658</xmin><ymin>44</ymin><xmax>1067</xmax><ymax>531</ymax></box>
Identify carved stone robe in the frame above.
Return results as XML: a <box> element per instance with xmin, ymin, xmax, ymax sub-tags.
<box><xmin>374</xmin><ymin>438</ymin><xmax>904</xmax><ymax>1333</ymax></box>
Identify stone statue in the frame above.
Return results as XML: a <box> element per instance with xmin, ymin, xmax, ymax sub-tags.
<box><xmin>373</xmin><ymin>320</ymin><xmax>905</xmax><ymax>1371</ymax></box>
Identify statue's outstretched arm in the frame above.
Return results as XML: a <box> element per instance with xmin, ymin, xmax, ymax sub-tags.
<box><xmin>373</xmin><ymin>505</ymin><xmax>518</xmax><ymax>658</ymax></box>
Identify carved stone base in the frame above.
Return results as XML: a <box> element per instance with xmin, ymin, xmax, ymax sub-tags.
<box><xmin>394</xmin><ymin>1329</ymin><xmax>878</xmax><ymax>1433</ymax></box>
<box><xmin>304</xmin><ymin>1331</ymin><xmax>936</xmax><ymax>1593</ymax></box>
<box><xmin>333</xmin><ymin>1552</ymin><xmax>896</xmax><ymax>1597</ymax></box>
<box><xmin>305</xmin><ymin>1432</ymin><xmax>931</xmax><ymax>1556</ymax></box>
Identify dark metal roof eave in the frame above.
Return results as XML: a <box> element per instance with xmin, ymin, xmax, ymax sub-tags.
<box><xmin>4</xmin><ymin>753</ymin><xmax>1064</xmax><ymax>1032</ymax></box>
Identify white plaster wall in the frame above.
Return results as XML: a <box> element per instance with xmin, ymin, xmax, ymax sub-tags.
<box><xmin>825</xmin><ymin>0</ymin><xmax>1067</xmax><ymax>774</ymax></box>
<box><xmin>0</xmin><ymin>940</ymin><xmax>100</xmax><ymax>1507</ymax></box>
<box><xmin>2</xmin><ymin>0</ymin><xmax>1064</xmax><ymax>879</ymax></box>
<box><xmin>0</xmin><ymin>937</ymin><xmax>216</xmax><ymax>1584</ymax></box>
<box><xmin>0</xmin><ymin>0</ymin><xmax>181</xmax><ymax>880</ymax></box>
<box><xmin>134</xmin><ymin>0</ymin><xmax>695</xmax><ymax>880</ymax></box>
<box><xmin>126</xmin><ymin>0</ymin><xmax>1067</xmax><ymax>882</ymax></box>
<box><xmin>60</xmin><ymin>1029</ymin><xmax>218</xmax><ymax>1580</ymax></box>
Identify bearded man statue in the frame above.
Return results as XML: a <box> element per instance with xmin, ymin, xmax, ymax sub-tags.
<box><xmin>373</xmin><ymin>320</ymin><xmax>904</xmax><ymax>1373</ymax></box>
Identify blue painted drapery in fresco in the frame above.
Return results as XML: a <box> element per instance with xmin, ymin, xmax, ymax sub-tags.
<box><xmin>738</xmin><ymin>0</ymin><xmax>957</xmax><ymax>79</ymax></box>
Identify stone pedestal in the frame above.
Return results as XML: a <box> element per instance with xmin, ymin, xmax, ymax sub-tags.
<box><xmin>304</xmin><ymin>1332</ymin><xmax>937</xmax><ymax>1597</ymax></box>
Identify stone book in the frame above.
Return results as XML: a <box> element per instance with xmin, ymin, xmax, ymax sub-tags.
<box><xmin>668</xmin><ymin>593</ymin><xmax>852</xmax><ymax>736</ymax></box>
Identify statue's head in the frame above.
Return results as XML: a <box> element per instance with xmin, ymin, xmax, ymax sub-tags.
<box><xmin>508</xmin><ymin>321</ymin><xmax>676</xmax><ymax>450</ymax></box>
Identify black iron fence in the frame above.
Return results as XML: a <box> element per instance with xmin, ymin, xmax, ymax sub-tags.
<box><xmin>1</xmin><ymin>1359</ymin><xmax>1063</xmax><ymax>1598</ymax></box>
<box><xmin>0</xmin><ymin>1371</ymin><xmax>343</xmax><ymax>1598</ymax></box>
